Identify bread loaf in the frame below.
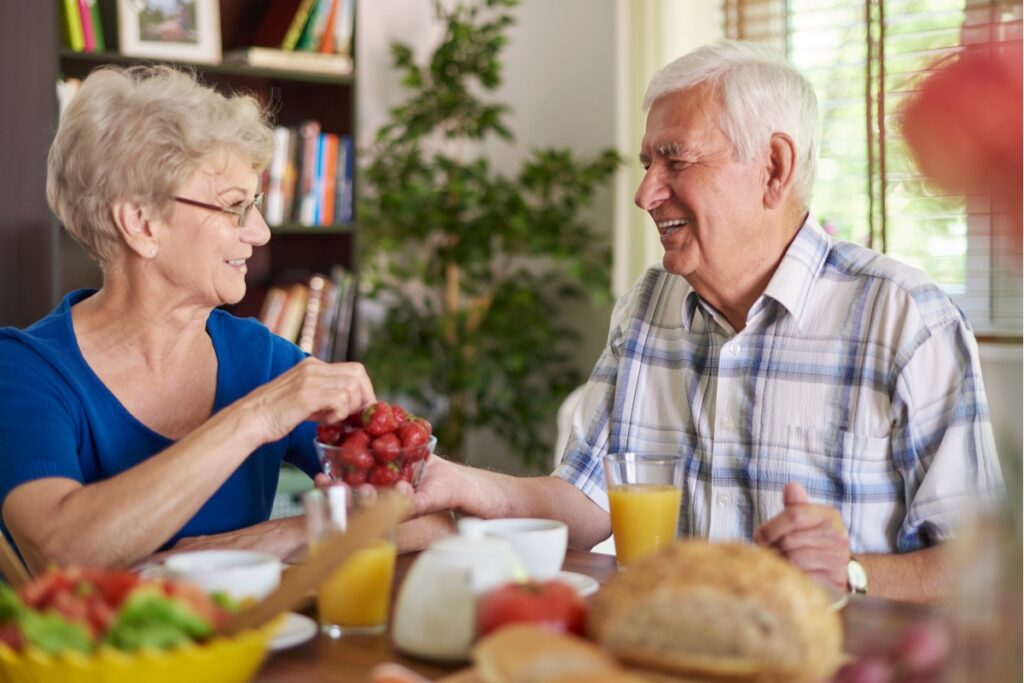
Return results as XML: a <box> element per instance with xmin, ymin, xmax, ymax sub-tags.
<box><xmin>588</xmin><ymin>541</ymin><xmax>843</xmax><ymax>683</ymax></box>
<box><xmin>472</xmin><ymin>624</ymin><xmax>646</xmax><ymax>683</ymax></box>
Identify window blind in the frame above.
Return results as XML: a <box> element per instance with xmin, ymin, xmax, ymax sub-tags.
<box><xmin>724</xmin><ymin>0</ymin><xmax>1022</xmax><ymax>334</ymax></box>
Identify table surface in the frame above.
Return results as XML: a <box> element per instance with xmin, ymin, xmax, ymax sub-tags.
<box><xmin>255</xmin><ymin>549</ymin><xmax>942</xmax><ymax>682</ymax></box>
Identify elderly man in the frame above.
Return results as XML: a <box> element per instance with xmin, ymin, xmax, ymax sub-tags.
<box><xmin>413</xmin><ymin>40</ymin><xmax>1002</xmax><ymax>602</ymax></box>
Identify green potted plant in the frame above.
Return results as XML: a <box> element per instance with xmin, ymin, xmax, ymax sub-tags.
<box><xmin>359</xmin><ymin>0</ymin><xmax>620</xmax><ymax>468</ymax></box>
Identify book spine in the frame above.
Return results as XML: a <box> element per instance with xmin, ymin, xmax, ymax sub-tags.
<box><xmin>281</xmin><ymin>0</ymin><xmax>318</xmax><ymax>50</ymax></box>
<box><xmin>281</xmin><ymin>128</ymin><xmax>300</xmax><ymax>224</ymax></box>
<box><xmin>296</xmin><ymin>120</ymin><xmax>321</xmax><ymax>225</ymax></box>
<box><xmin>311</xmin><ymin>133</ymin><xmax>326</xmax><ymax>226</ymax></box>
<box><xmin>298</xmin><ymin>274</ymin><xmax>327</xmax><ymax>353</ymax></box>
<box><xmin>334</xmin><ymin>0</ymin><xmax>355</xmax><ymax>57</ymax></box>
<box><xmin>265</xmin><ymin>127</ymin><xmax>291</xmax><ymax>226</ymax></box>
<box><xmin>317</xmin><ymin>0</ymin><xmax>341</xmax><ymax>54</ymax></box>
<box><xmin>61</xmin><ymin>0</ymin><xmax>85</xmax><ymax>52</ymax></box>
<box><xmin>295</xmin><ymin>0</ymin><xmax>324</xmax><ymax>52</ymax></box>
<box><xmin>87</xmin><ymin>0</ymin><xmax>105</xmax><ymax>51</ymax></box>
<box><xmin>338</xmin><ymin>135</ymin><xmax>354</xmax><ymax>224</ymax></box>
<box><xmin>78</xmin><ymin>0</ymin><xmax>96</xmax><ymax>52</ymax></box>
<box><xmin>321</xmin><ymin>133</ymin><xmax>339</xmax><ymax>226</ymax></box>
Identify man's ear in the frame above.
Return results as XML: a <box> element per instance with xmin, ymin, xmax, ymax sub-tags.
<box><xmin>763</xmin><ymin>133</ymin><xmax>798</xmax><ymax>209</ymax></box>
<box><xmin>111</xmin><ymin>199</ymin><xmax>160</xmax><ymax>259</ymax></box>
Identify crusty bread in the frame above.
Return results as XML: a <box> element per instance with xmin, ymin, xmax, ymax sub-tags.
<box><xmin>587</xmin><ymin>541</ymin><xmax>843</xmax><ymax>683</ymax></box>
<box><xmin>472</xmin><ymin>624</ymin><xmax>630</xmax><ymax>683</ymax></box>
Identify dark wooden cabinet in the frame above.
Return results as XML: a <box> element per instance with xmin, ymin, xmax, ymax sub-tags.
<box><xmin>2</xmin><ymin>0</ymin><xmax>358</xmax><ymax>342</ymax></box>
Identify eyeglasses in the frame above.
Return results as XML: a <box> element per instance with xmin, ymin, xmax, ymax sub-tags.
<box><xmin>172</xmin><ymin>193</ymin><xmax>265</xmax><ymax>227</ymax></box>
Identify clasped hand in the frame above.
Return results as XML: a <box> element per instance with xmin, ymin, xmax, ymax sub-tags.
<box><xmin>753</xmin><ymin>482</ymin><xmax>850</xmax><ymax>590</ymax></box>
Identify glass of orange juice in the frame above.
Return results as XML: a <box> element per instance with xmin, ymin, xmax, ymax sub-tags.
<box><xmin>304</xmin><ymin>486</ymin><xmax>397</xmax><ymax>637</ymax></box>
<box><xmin>602</xmin><ymin>453</ymin><xmax>684</xmax><ymax>568</ymax></box>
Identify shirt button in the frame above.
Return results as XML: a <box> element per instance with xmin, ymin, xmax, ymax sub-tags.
<box><xmin>729</xmin><ymin>344</ymin><xmax>741</xmax><ymax>356</ymax></box>
<box><xmin>717</xmin><ymin>493</ymin><xmax>730</xmax><ymax>506</ymax></box>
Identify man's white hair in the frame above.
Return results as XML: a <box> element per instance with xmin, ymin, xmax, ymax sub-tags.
<box><xmin>643</xmin><ymin>40</ymin><xmax>820</xmax><ymax>206</ymax></box>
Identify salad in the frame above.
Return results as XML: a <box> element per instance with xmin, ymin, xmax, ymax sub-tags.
<box><xmin>0</xmin><ymin>567</ymin><xmax>238</xmax><ymax>655</ymax></box>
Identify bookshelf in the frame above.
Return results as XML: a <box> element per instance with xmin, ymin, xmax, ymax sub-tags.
<box><xmin>47</xmin><ymin>0</ymin><xmax>361</xmax><ymax>354</ymax></box>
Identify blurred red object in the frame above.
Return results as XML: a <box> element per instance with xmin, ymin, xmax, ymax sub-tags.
<box><xmin>900</xmin><ymin>41</ymin><xmax>1022</xmax><ymax>231</ymax></box>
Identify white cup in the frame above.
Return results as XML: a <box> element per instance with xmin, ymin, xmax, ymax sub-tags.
<box><xmin>163</xmin><ymin>549</ymin><xmax>282</xmax><ymax>601</ymax></box>
<box><xmin>470</xmin><ymin>518</ymin><xmax>568</xmax><ymax>580</ymax></box>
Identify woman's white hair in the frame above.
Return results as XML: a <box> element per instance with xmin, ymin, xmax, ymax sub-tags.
<box><xmin>46</xmin><ymin>65</ymin><xmax>275</xmax><ymax>268</ymax></box>
<box><xmin>643</xmin><ymin>40</ymin><xmax>820</xmax><ymax>206</ymax></box>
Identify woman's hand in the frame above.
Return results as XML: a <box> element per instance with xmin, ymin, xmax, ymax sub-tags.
<box><xmin>241</xmin><ymin>358</ymin><xmax>375</xmax><ymax>444</ymax></box>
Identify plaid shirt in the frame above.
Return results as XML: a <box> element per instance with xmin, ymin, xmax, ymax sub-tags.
<box><xmin>554</xmin><ymin>217</ymin><xmax>1002</xmax><ymax>553</ymax></box>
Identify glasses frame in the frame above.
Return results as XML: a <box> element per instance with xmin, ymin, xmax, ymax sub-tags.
<box><xmin>172</xmin><ymin>192</ymin><xmax>265</xmax><ymax>227</ymax></box>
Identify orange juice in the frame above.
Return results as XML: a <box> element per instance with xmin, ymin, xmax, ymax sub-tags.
<box><xmin>608</xmin><ymin>484</ymin><xmax>682</xmax><ymax>566</ymax></box>
<box><xmin>316</xmin><ymin>538</ymin><xmax>397</xmax><ymax>633</ymax></box>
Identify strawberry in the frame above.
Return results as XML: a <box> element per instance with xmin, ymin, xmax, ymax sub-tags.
<box><xmin>363</xmin><ymin>402</ymin><xmax>400</xmax><ymax>436</ymax></box>
<box><xmin>340</xmin><ymin>429</ymin><xmax>371</xmax><ymax>452</ymax></box>
<box><xmin>409</xmin><ymin>416</ymin><xmax>433</xmax><ymax>437</ymax></box>
<box><xmin>392</xmin><ymin>405</ymin><xmax>410</xmax><ymax>423</ymax></box>
<box><xmin>343</xmin><ymin>411</ymin><xmax>364</xmax><ymax>429</ymax></box>
<box><xmin>369</xmin><ymin>464</ymin><xmax>400</xmax><ymax>487</ymax></box>
<box><xmin>399</xmin><ymin>462</ymin><xmax>416</xmax><ymax>483</ymax></box>
<box><xmin>398</xmin><ymin>421</ymin><xmax>430</xmax><ymax>448</ymax></box>
<box><xmin>344</xmin><ymin>469</ymin><xmax>368</xmax><ymax>486</ymax></box>
<box><xmin>316</xmin><ymin>423</ymin><xmax>345</xmax><ymax>446</ymax></box>
<box><xmin>372</xmin><ymin>433</ymin><xmax>402</xmax><ymax>462</ymax></box>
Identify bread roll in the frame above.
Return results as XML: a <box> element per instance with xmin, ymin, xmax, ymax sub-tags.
<box><xmin>588</xmin><ymin>541</ymin><xmax>843</xmax><ymax>683</ymax></box>
<box><xmin>472</xmin><ymin>624</ymin><xmax>640</xmax><ymax>683</ymax></box>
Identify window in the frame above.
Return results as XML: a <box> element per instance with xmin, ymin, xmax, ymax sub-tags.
<box><xmin>725</xmin><ymin>0</ymin><xmax>1022</xmax><ymax>334</ymax></box>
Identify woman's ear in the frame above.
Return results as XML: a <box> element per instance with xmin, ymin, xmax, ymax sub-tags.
<box><xmin>763</xmin><ymin>133</ymin><xmax>798</xmax><ymax>210</ymax></box>
<box><xmin>111</xmin><ymin>199</ymin><xmax>160</xmax><ymax>259</ymax></box>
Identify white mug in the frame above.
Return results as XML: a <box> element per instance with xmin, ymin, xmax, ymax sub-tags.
<box><xmin>163</xmin><ymin>549</ymin><xmax>281</xmax><ymax>601</ymax></box>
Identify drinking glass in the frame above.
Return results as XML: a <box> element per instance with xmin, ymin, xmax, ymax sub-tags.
<box><xmin>602</xmin><ymin>452</ymin><xmax>684</xmax><ymax>567</ymax></box>
<box><xmin>304</xmin><ymin>486</ymin><xmax>397</xmax><ymax>637</ymax></box>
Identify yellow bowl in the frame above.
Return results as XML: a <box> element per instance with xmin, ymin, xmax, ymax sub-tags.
<box><xmin>0</xmin><ymin>621</ymin><xmax>277</xmax><ymax>683</ymax></box>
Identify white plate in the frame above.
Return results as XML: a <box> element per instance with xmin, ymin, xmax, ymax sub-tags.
<box><xmin>556</xmin><ymin>570</ymin><xmax>599</xmax><ymax>597</ymax></box>
<box><xmin>270</xmin><ymin>612</ymin><xmax>318</xmax><ymax>651</ymax></box>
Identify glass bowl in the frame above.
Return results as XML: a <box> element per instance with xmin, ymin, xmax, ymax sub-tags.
<box><xmin>315</xmin><ymin>435</ymin><xmax>437</xmax><ymax>489</ymax></box>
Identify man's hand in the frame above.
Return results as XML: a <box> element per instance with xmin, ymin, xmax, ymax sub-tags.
<box><xmin>753</xmin><ymin>482</ymin><xmax>850</xmax><ymax>590</ymax></box>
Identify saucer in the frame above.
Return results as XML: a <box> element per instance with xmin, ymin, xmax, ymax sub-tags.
<box><xmin>270</xmin><ymin>612</ymin><xmax>318</xmax><ymax>651</ymax></box>
<box><xmin>556</xmin><ymin>570</ymin><xmax>599</xmax><ymax>597</ymax></box>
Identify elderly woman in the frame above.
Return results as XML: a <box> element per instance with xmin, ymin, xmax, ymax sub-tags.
<box><xmin>0</xmin><ymin>66</ymin><xmax>442</xmax><ymax>573</ymax></box>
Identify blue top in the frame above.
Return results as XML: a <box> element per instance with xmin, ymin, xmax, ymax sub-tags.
<box><xmin>0</xmin><ymin>289</ymin><xmax>320</xmax><ymax>550</ymax></box>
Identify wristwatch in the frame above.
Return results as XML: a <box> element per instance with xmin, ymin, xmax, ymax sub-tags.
<box><xmin>847</xmin><ymin>557</ymin><xmax>868</xmax><ymax>595</ymax></box>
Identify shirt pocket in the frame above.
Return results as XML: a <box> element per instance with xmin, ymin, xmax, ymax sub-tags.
<box><xmin>786</xmin><ymin>425</ymin><xmax>890</xmax><ymax>463</ymax></box>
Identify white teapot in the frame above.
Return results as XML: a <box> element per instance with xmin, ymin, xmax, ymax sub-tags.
<box><xmin>392</xmin><ymin>518</ymin><xmax>526</xmax><ymax>662</ymax></box>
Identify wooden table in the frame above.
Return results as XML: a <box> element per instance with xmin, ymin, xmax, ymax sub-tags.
<box><xmin>255</xmin><ymin>549</ymin><xmax>943</xmax><ymax>682</ymax></box>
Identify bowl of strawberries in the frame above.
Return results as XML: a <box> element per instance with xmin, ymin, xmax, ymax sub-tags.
<box><xmin>314</xmin><ymin>401</ymin><xmax>436</xmax><ymax>490</ymax></box>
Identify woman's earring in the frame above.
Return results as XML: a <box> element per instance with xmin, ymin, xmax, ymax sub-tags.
<box><xmin>149</xmin><ymin>247</ymin><xmax>157</xmax><ymax>258</ymax></box>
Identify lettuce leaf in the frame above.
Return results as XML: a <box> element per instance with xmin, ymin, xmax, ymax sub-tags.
<box><xmin>103</xmin><ymin>590</ymin><xmax>212</xmax><ymax>652</ymax></box>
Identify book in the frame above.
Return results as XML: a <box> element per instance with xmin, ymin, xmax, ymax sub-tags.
<box><xmin>333</xmin><ymin>0</ymin><xmax>355</xmax><ymax>57</ymax></box>
<box><xmin>320</xmin><ymin>133</ymin><xmax>339</xmax><ymax>225</ymax></box>
<box><xmin>317</xmin><ymin>0</ymin><xmax>341</xmax><ymax>54</ymax></box>
<box><xmin>294</xmin><ymin>0</ymin><xmax>324</xmax><ymax>51</ymax></box>
<box><xmin>87</xmin><ymin>0</ymin><xmax>105</xmax><ymax>51</ymax></box>
<box><xmin>298</xmin><ymin>274</ymin><xmax>327</xmax><ymax>353</ymax></box>
<box><xmin>337</xmin><ymin>135</ymin><xmax>354</xmax><ymax>224</ymax></box>
<box><xmin>310</xmin><ymin>133</ymin><xmax>327</xmax><ymax>225</ymax></box>
<box><xmin>222</xmin><ymin>48</ymin><xmax>353</xmax><ymax>76</ymax></box>
<box><xmin>280</xmin><ymin>129</ymin><xmax>300</xmax><ymax>224</ymax></box>
<box><xmin>312</xmin><ymin>267</ymin><xmax>341</xmax><ymax>360</ymax></box>
<box><xmin>278</xmin><ymin>283</ymin><xmax>310</xmax><ymax>343</ymax></box>
<box><xmin>330</xmin><ymin>269</ymin><xmax>357</xmax><ymax>360</ymax></box>
<box><xmin>265</xmin><ymin>127</ymin><xmax>292</xmax><ymax>226</ymax></box>
<box><xmin>281</xmin><ymin>0</ymin><xmax>319</xmax><ymax>50</ymax></box>
<box><xmin>295</xmin><ymin>120</ymin><xmax>321</xmax><ymax>225</ymax></box>
<box><xmin>60</xmin><ymin>0</ymin><xmax>84</xmax><ymax>52</ymax></box>
<box><xmin>258</xmin><ymin>286</ymin><xmax>290</xmax><ymax>334</ymax></box>
<box><xmin>251</xmin><ymin>0</ymin><xmax>305</xmax><ymax>48</ymax></box>
<box><xmin>77</xmin><ymin>0</ymin><xmax>95</xmax><ymax>52</ymax></box>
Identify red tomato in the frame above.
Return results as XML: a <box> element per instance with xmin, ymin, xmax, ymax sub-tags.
<box><xmin>93</xmin><ymin>570</ymin><xmax>140</xmax><ymax>609</ymax></box>
<box><xmin>476</xmin><ymin>580</ymin><xmax>586</xmax><ymax>637</ymax></box>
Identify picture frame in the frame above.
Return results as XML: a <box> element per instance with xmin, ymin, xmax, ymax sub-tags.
<box><xmin>117</xmin><ymin>0</ymin><xmax>221</xmax><ymax>64</ymax></box>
